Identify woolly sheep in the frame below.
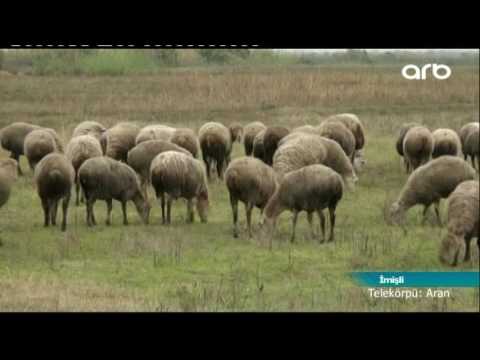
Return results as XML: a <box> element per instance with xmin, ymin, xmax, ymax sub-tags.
<box><xmin>273</xmin><ymin>133</ymin><xmax>357</xmax><ymax>190</ymax></box>
<box><xmin>0</xmin><ymin>159</ymin><xmax>18</xmax><ymax>209</ymax></box>
<box><xmin>229</xmin><ymin>123</ymin><xmax>243</xmax><ymax>144</ymax></box>
<box><xmin>102</xmin><ymin>122</ymin><xmax>140</xmax><ymax>162</ymax></box>
<box><xmin>264</xmin><ymin>164</ymin><xmax>344</xmax><ymax>243</ymax></box>
<box><xmin>65</xmin><ymin>135</ymin><xmax>103</xmax><ymax>206</ymax></box>
<box><xmin>72</xmin><ymin>121</ymin><xmax>106</xmax><ymax>142</ymax></box>
<box><xmin>127</xmin><ymin>140</ymin><xmax>191</xmax><ymax>199</ymax></box>
<box><xmin>263</xmin><ymin>126</ymin><xmax>290</xmax><ymax>166</ymax></box>
<box><xmin>389</xmin><ymin>156</ymin><xmax>476</xmax><ymax>226</ymax></box>
<box><xmin>198</xmin><ymin>122</ymin><xmax>232</xmax><ymax>181</ymax></box>
<box><xmin>317</xmin><ymin>121</ymin><xmax>356</xmax><ymax>163</ymax></box>
<box><xmin>464</xmin><ymin>127</ymin><xmax>479</xmax><ymax>171</ymax></box>
<box><xmin>34</xmin><ymin>153</ymin><xmax>75</xmax><ymax>231</ymax></box>
<box><xmin>170</xmin><ymin>128</ymin><xmax>199</xmax><ymax>158</ymax></box>
<box><xmin>252</xmin><ymin>128</ymin><xmax>267</xmax><ymax>163</ymax></box>
<box><xmin>224</xmin><ymin>157</ymin><xmax>278</xmax><ymax>238</ymax></box>
<box><xmin>432</xmin><ymin>128</ymin><xmax>462</xmax><ymax>159</ymax></box>
<box><xmin>439</xmin><ymin>180</ymin><xmax>479</xmax><ymax>266</ymax></box>
<box><xmin>78</xmin><ymin>157</ymin><xmax>150</xmax><ymax>226</ymax></box>
<box><xmin>150</xmin><ymin>151</ymin><xmax>209</xmax><ymax>224</ymax></box>
<box><xmin>458</xmin><ymin>122</ymin><xmax>479</xmax><ymax>162</ymax></box>
<box><xmin>24</xmin><ymin>128</ymin><xmax>63</xmax><ymax>170</ymax></box>
<box><xmin>0</xmin><ymin>122</ymin><xmax>41</xmax><ymax>175</ymax></box>
<box><xmin>402</xmin><ymin>126</ymin><xmax>434</xmax><ymax>173</ymax></box>
<box><xmin>243</xmin><ymin>121</ymin><xmax>266</xmax><ymax>156</ymax></box>
<box><xmin>292</xmin><ymin>125</ymin><xmax>317</xmax><ymax>135</ymax></box>
<box><xmin>323</xmin><ymin>113</ymin><xmax>365</xmax><ymax>151</ymax></box>
<box><xmin>135</xmin><ymin>125</ymin><xmax>175</xmax><ymax>145</ymax></box>
<box><xmin>396</xmin><ymin>122</ymin><xmax>421</xmax><ymax>173</ymax></box>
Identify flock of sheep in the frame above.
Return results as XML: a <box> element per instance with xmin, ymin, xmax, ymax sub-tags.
<box><xmin>0</xmin><ymin>115</ymin><xmax>478</xmax><ymax>267</ymax></box>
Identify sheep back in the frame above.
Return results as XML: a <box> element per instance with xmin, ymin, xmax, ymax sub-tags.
<box><xmin>72</xmin><ymin>121</ymin><xmax>106</xmax><ymax>141</ymax></box>
<box><xmin>252</xmin><ymin>128</ymin><xmax>267</xmax><ymax>162</ymax></box>
<box><xmin>104</xmin><ymin>123</ymin><xmax>140</xmax><ymax>162</ymax></box>
<box><xmin>34</xmin><ymin>153</ymin><xmax>75</xmax><ymax>200</ymax></box>
<box><xmin>24</xmin><ymin>129</ymin><xmax>61</xmax><ymax>169</ymax></box>
<box><xmin>0</xmin><ymin>122</ymin><xmax>41</xmax><ymax>155</ymax></box>
<box><xmin>432</xmin><ymin>128</ymin><xmax>462</xmax><ymax>158</ymax></box>
<box><xmin>324</xmin><ymin>113</ymin><xmax>365</xmax><ymax>150</ymax></box>
<box><xmin>170</xmin><ymin>128</ymin><xmax>199</xmax><ymax>158</ymax></box>
<box><xmin>136</xmin><ymin>125</ymin><xmax>175</xmax><ymax>145</ymax></box>
<box><xmin>317</xmin><ymin>121</ymin><xmax>355</xmax><ymax>160</ymax></box>
<box><xmin>65</xmin><ymin>135</ymin><xmax>103</xmax><ymax>173</ymax></box>
<box><xmin>243</xmin><ymin>121</ymin><xmax>266</xmax><ymax>156</ymax></box>
<box><xmin>396</xmin><ymin>122</ymin><xmax>421</xmax><ymax>157</ymax></box>
<box><xmin>402</xmin><ymin>126</ymin><xmax>433</xmax><ymax>170</ymax></box>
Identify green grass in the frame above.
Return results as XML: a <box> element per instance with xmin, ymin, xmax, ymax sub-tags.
<box><xmin>0</xmin><ymin>66</ymin><xmax>478</xmax><ymax>311</ymax></box>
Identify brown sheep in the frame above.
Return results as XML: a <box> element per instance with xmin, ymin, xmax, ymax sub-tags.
<box><xmin>24</xmin><ymin>128</ymin><xmax>63</xmax><ymax>170</ymax></box>
<box><xmin>229</xmin><ymin>123</ymin><xmax>244</xmax><ymax>144</ymax></box>
<box><xmin>432</xmin><ymin>128</ymin><xmax>462</xmax><ymax>159</ymax></box>
<box><xmin>317</xmin><ymin>121</ymin><xmax>356</xmax><ymax>164</ymax></box>
<box><xmin>263</xmin><ymin>126</ymin><xmax>290</xmax><ymax>166</ymax></box>
<box><xmin>402</xmin><ymin>126</ymin><xmax>433</xmax><ymax>173</ymax></box>
<box><xmin>458</xmin><ymin>122</ymin><xmax>479</xmax><ymax>163</ymax></box>
<box><xmin>198</xmin><ymin>122</ymin><xmax>232</xmax><ymax>181</ymax></box>
<box><xmin>464</xmin><ymin>127</ymin><xmax>479</xmax><ymax>171</ymax></box>
<box><xmin>170</xmin><ymin>128</ymin><xmax>199</xmax><ymax>158</ymax></box>
<box><xmin>243</xmin><ymin>122</ymin><xmax>266</xmax><ymax>156</ymax></box>
<box><xmin>102</xmin><ymin>122</ymin><xmax>140</xmax><ymax>162</ymax></box>
<box><xmin>323</xmin><ymin>113</ymin><xmax>365</xmax><ymax>152</ymax></box>
<box><xmin>252</xmin><ymin>128</ymin><xmax>267</xmax><ymax>163</ymax></box>
<box><xmin>396</xmin><ymin>122</ymin><xmax>421</xmax><ymax>173</ymax></box>
<box><xmin>0</xmin><ymin>159</ymin><xmax>18</xmax><ymax>209</ymax></box>
<box><xmin>135</xmin><ymin>125</ymin><xmax>175</xmax><ymax>145</ymax></box>
<box><xmin>72</xmin><ymin>121</ymin><xmax>107</xmax><ymax>143</ymax></box>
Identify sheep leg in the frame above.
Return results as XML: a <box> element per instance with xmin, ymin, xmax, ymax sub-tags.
<box><xmin>121</xmin><ymin>201</ymin><xmax>128</xmax><ymax>226</ymax></box>
<box><xmin>160</xmin><ymin>193</ymin><xmax>166</xmax><ymax>224</ymax></box>
<box><xmin>186</xmin><ymin>199</ymin><xmax>194</xmax><ymax>223</ymax></box>
<box><xmin>464</xmin><ymin>235</ymin><xmax>472</xmax><ymax>262</ymax></box>
<box><xmin>86</xmin><ymin>198</ymin><xmax>94</xmax><ymax>227</ymax></box>
<box><xmin>204</xmin><ymin>158</ymin><xmax>211</xmax><ymax>181</ymax></box>
<box><xmin>421</xmin><ymin>205</ymin><xmax>431</xmax><ymax>225</ymax></box>
<box><xmin>290</xmin><ymin>210</ymin><xmax>299</xmax><ymax>243</ymax></box>
<box><xmin>434</xmin><ymin>202</ymin><xmax>442</xmax><ymax>226</ymax></box>
<box><xmin>328</xmin><ymin>206</ymin><xmax>336</xmax><ymax>242</ymax></box>
<box><xmin>166</xmin><ymin>197</ymin><xmax>173</xmax><ymax>225</ymax></box>
<box><xmin>216</xmin><ymin>158</ymin><xmax>224</xmax><ymax>180</ymax></box>
<box><xmin>75</xmin><ymin>179</ymin><xmax>80</xmax><ymax>206</ymax></box>
<box><xmin>51</xmin><ymin>200</ymin><xmax>58</xmax><ymax>226</ymax></box>
<box><xmin>61</xmin><ymin>194</ymin><xmax>70</xmax><ymax>232</ymax></box>
<box><xmin>106</xmin><ymin>199</ymin><xmax>113</xmax><ymax>226</ymax></box>
<box><xmin>10</xmin><ymin>152</ymin><xmax>23</xmax><ymax>176</ymax></box>
<box><xmin>90</xmin><ymin>200</ymin><xmax>97</xmax><ymax>226</ymax></box>
<box><xmin>307</xmin><ymin>212</ymin><xmax>315</xmax><ymax>239</ymax></box>
<box><xmin>41</xmin><ymin>198</ymin><xmax>50</xmax><ymax>227</ymax></box>
<box><xmin>245</xmin><ymin>202</ymin><xmax>253</xmax><ymax>239</ymax></box>
<box><xmin>317</xmin><ymin>210</ymin><xmax>326</xmax><ymax>243</ymax></box>
<box><xmin>230</xmin><ymin>195</ymin><xmax>239</xmax><ymax>238</ymax></box>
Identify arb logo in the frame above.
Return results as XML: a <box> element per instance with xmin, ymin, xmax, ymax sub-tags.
<box><xmin>401</xmin><ymin>64</ymin><xmax>452</xmax><ymax>80</ymax></box>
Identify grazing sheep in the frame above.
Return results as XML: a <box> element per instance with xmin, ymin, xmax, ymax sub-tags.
<box><xmin>402</xmin><ymin>126</ymin><xmax>434</xmax><ymax>173</ymax></box>
<box><xmin>389</xmin><ymin>156</ymin><xmax>476</xmax><ymax>226</ymax></box>
<box><xmin>78</xmin><ymin>157</ymin><xmax>150</xmax><ymax>226</ymax></box>
<box><xmin>273</xmin><ymin>133</ymin><xmax>357</xmax><ymax>190</ymax></box>
<box><xmin>72</xmin><ymin>121</ymin><xmax>106</xmax><ymax>142</ymax></box>
<box><xmin>458</xmin><ymin>122</ymin><xmax>479</xmax><ymax>162</ymax></box>
<box><xmin>292</xmin><ymin>125</ymin><xmax>317</xmax><ymax>135</ymax></box>
<box><xmin>323</xmin><ymin>113</ymin><xmax>365</xmax><ymax>152</ymax></box>
<box><xmin>264</xmin><ymin>164</ymin><xmax>344</xmax><ymax>243</ymax></box>
<box><xmin>439</xmin><ymin>180</ymin><xmax>479</xmax><ymax>266</ymax></box>
<box><xmin>24</xmin><ymin>128</ymin><xmax>62</xmax><ymax>170</ymax></box>
<box><xmin>0</xmin><ymin>159</ymin><xmax>18</xmax><ymax>209</ymax></box>
<box><xmin>252</xmin><ymin>128</ymin><xmax>267</xmax><ymax>163</ymax></box>
<box><xmin>464</xmin><ymin>127</ymin><xmax>479</xmax><ymax>171</ymax></box>
<box><xmin>263</xmin><ymin>126</ymin><xmax>290</xmax><ymax>166</ymax></box>
<box><xmin>243</xmin><ymin>121</ymin><xmax>266</xmax><ymax>156</ymax></box>
<box><xmin>229</xmin><ymin>123</ymin><xmax>244</xmax><ymax>144</ymax></box>
<box><xmin>135</xmin><ymin>125</ymin><xmax>175</xmax><ymax>145</ymax></box>
<box><xmin>317</xmin><ymin>121</ymin><xmax>356</xmax><ymax>164</ymax></box>
<box><xmin>432</xmin><ymin>128</ymin><xmax>462</xmax><ymax>159</ymax></box>
<box><xmin>65</xmin><ymin>135</ymin><xmax>103</xmax><ymax>206</ymax></box>
<box><xmin>170</xmin><ymin>128</ymin><xmax>199</xmax><ymax>158</ymax></box>
<box><xmin>127</xmin><ymin>140</ymin><xmax>191</xmax><ymax>199</ymax></box>
<box><xmin>0</xmin><ymin>122</ymin><xmax>41</xmax><ymax>175</ymax></box>
<box><xmin>150</xmin><ymin>151</ymin><xmax>209</xmax><ymax>224</ymax></box>
<box><xmin>102</xmin><ymin>122</ymin><xmax>140</xmax><ymax>162</ymax></box>
<box><xmin>198</xmin><ymin>122</ymin><xmax>232</xmax><ymax>180</ymax></box>
<box><xmin>396</xmin><ymin>122</ymin><xmax>421</xmax><ymax>173</ymax></box>
<box><xmin>224</xmin><ymin>157</ymin><xmax>278</xmax><ymax>238</ymax></box>
<box><xmin>34</xmin><ymin>153</ymin><xmax>75</xmax><ymax>231</ymax></box>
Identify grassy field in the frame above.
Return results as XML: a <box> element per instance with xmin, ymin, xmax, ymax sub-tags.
<box><xmin>0</xmin><ymin>64</ymin><xmax>479</xmax><ymax>311</ymax></box>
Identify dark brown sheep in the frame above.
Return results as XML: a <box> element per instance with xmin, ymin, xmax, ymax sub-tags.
<box><xmin>263</xmin><ymin>126</ymin><xmax>290</xmax><ymax>166</ymax></box>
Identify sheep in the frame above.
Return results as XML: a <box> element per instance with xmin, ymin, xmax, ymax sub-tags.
<box><xmin>135</xmin><ymin>125</ymin><xmax>175</xmax><ymax>145</ymax></box>
<box><xmin>264</xmin><ymin>164</ymin><xmax>344</xmax><ymax>243</ymax></box>
<box><xmin>243</xmin><ymin>121</ymin><xmax>266</xmax><ymax>156</ymax></box>
<box><xmin>170</xmin><ymin>128</ymin><xmax>199</xmax><ymax>158</ymax></box>
<box><xmin>150</xmin><ymin>151</ymin><xmax>209</xmax><ymax>224</ymax></box>
<box><xmin>72</xmin><ymin>121</ymin><xmax>106</xmax><ymax>142</ymax></box>
<box><xmin>24</xmin><ymin>128</ymin><xmax>63</xmax><ymax>170</ymax></box>
<box><xmin>252</xmin><ymin>128</ymin><xmax>267</xmax><ymax>163</ymax></box>
<box><xmin>127</xmin><ymin>140</ymin><xmax>191</xmax><ymax>199</ymax></box>
<box><xmin>317</xmin><ymin>121</ymin><xmax>356</xmax><ymax>164</ymax></box>
<box><xmin>464</xmin><ymin>127</ymin><xmax>479</xmax><ymax>171</ymax></box>
<box><xmin>0</xmin><ymin>122</ymin><xmax>41</xmax><ymax>175</ymax></box>
<box><xmin>224</xmin><ymin>157</ymin><xmax>278</xmax><ymax>238</ymax></box>
<box><xmin>292</xmin><ymin>125</ymin><xmax>317</xmax><ymax>135</ymax></box>
<box><xmin>263</xmin><ymin>126</ymin><xmax>290</xmax><ymax>166</ymax></box>
<box><xmin>389</xmin><ymin>156</ymin><xmax>476</xmax><ymax>226</ymax></box>
<box><xmin>432</xmin><ymin>128</ymin><xmax>462</xmax><ymax>159</ymax></box>
<box><xmin>273</xmin><ymin>133</ymin><xmax>357</xmax><ymax>190</ymax></box>
<box><xmin>78</xmin><ymin>156</ymin><xmax>150</xmax><ymax>226</ymax></box>
<box><xmin>323</xmin><ymin>113</ymin><xmax>365</xmax><ymax>152</ymax></box>
<box><xmin>229</xmin><ymin>123</ymin><xmax>243</xmax><ymax>144</ymax></box>
<box><xmin>402</xmin><ymin>126</ymin><xmax>434</xmax><ymax>173</ymax></box>
<box><xmin>102</xmin><ymin>122</ymin><xmax>140</xmax><ymax>162</ymax></box>
<box><xmin>34</xmin><ymin>153</ymin><xmax>75</xmax><ymax>231</ymax></box>
<box><xmin>198</xmin><ymin>122</ymin><xmax>232</xmax><ymax>181</ymax></box>
<box><xmin>439</xmin><ymin>180</ymin><xmax>479</xmax><ymax>266</ymax></box>
<box><xmin>458</xmin><ymin>122</ymin><xmax>479</xmax><ymax>162</ymax></box>
<box><xmin>396</xmin><ymin>122</ymin><xmax>421</xmax><ymax>173</ymax></box>
<box><xmin>0</xmin><ymin>159</ymin><xmax>18</xmax><ymax>209</ymax></box>
<box><xmin>65</xmin><ymin>135</ymin><xmax>103</xmax><ymax>206</ymax></box>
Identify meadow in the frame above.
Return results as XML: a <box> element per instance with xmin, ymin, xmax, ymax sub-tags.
<box><xmin>0</xmin><ymin>63</ymin><xmax>479</xmax><ymax>311</ymax></box>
